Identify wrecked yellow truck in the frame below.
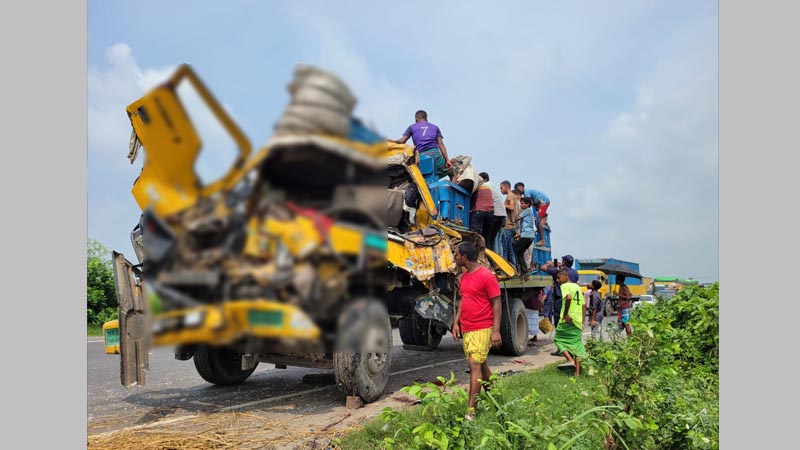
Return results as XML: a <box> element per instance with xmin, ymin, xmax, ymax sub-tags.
<box><xmin>109</xmin><ymin>63</ymin><xmax>553</xmax><ymax>405</ymax></box>
<box><xmin>113</xmin><ymin>64</ymin><xmax>391</xmax><ymax>402</ymax></box>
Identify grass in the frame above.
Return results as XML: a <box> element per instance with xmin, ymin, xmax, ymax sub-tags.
<box><xmin>88</xmin><ymin>324</ymin><xmax>103</xmax><ymax>336</ymax></box>
<box><xmin>335</xmin><ymin>363</ymin><xmax>602</xmax><ymax>449</ymax></box>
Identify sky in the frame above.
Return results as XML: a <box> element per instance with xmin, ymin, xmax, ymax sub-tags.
<box><xmin>87</xmin><ymin>0</ymin><xmax>718</xmax><ymax>283</ymax></box>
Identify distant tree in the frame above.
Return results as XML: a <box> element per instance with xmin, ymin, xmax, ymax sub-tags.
<box><xmin>87</xmin><ymin>239</ymin><xmax>117</xmax><ymax>326</ymax></box>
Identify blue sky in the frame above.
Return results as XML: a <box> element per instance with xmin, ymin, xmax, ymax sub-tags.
<box><xmin>88</xmin><ymin>0</ymin><xmax>718</xmax><ymax>282</ymax></box>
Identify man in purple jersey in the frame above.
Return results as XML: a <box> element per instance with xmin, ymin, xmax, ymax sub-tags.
<box><xmin>389</xmin><ymin>110</ymin><xmax>451</xmax><ymax>178</ymax></box>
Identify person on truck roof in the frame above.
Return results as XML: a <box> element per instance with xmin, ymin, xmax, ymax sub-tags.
<box><xmin>479</xmin><ymin>172</ymin><xmax>507</xmax><ymax>254</ymax></box>
<box><xmin>513</xmin><ymin>182</ymin><xmax>550</xmax><ymax>247</ymax></box>
<box><xmin>447</xmin><ymin>155</ymin><xmax>479</xmax><ymax>195</ymax></box>
<box><xmin>470</xmin><ymin>174</ymin><xmax>497</xmax><ymax>247</ymax></box>
<box><xmin>512</xmin><ymin>197</ymin><xmax>536</xmax><ymax>281</ymax></box>
<box><xmin>499</xmin><ymin>180</ymin><xmax>520</xmax><ymax>267</ymax></box>
<box><xmin>389</xmin><ymin>110</ymin><xmax>451</xmax><ymax>179</ymax></box>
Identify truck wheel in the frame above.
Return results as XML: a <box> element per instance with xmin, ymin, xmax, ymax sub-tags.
<box><xmin>398</xmin><ymin>317</ymin><xmax>416</xmax><ymax>346</ymax></box>
<box><xmin>492</xmin><ymin>297</ymin><xmax>528</xmax><ymax>356</ymax></box>
<box><xmin>399</xmin><ymin>312</ymin><xmax>443</xmax><ymax>350</ymax></box>
<box><xmin>333</xmin><ymin>299</ymin><xmax>393</xmax><ymax>403</ymax></box>
<box><xmin>605</xmin><ymin>299</ymin><xmax>615</xmax><ymax>316</ymax></box>
<box><xmin>193</xmin><ymin>346</ymin><xmax>256</xmax><ymax>386</ymax></box>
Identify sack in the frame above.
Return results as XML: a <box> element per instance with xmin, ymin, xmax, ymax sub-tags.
<box><xmin>539</xmin><ymin>316</ymin><xmax>554</xmax><ymax>334</ymax></box>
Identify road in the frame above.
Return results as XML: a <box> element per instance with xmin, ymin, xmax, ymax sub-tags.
<box><xmin>87</xmin><ymin>316</ymin><xmax>621</xmax><ymax>445</ymax></box>
<box><xmin>89</xmin><ymin>327</ymin><xmax>479</xmax><ymax>433</ymax></box>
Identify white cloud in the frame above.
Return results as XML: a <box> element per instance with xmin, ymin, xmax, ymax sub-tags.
<box><xmin>557</xmin><ymin>43</ymin><xmax>718</xmax><ymax>281</ymax></box>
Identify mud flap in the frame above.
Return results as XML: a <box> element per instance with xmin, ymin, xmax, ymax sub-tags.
<box><xmin>413</xmin><ymin>291</ymin><xmax>454</xmax><ymax>331</ymax></box>
<box><xmin>112</xmin><ymin>251</ymin><xmax>149</xmax><ymax>387</ymax></box>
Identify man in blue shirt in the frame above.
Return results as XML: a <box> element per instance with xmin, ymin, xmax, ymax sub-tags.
<box><xmin>389</xmin><ymin>110</ymin><xmax>451</xmax><ymax>178</ymax></box>
<box><xmin>512</xmin><ymin>197</ymin><xmax>537</xmax><ymax>281</ymax></box>
<box><xmin>514</xmin><ymin>182</ymin><xmax>550</xmax><ymax>246</ymax></box>
<box><xmin>541</xmin><ymin>254</ymin><xmax>578</xmax><ymax>339</ymax></box>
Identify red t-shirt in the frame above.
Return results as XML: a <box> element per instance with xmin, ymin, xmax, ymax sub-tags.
<box><xmin>459</xmin><ymin>266</ymin><xmax>501</xmax><ymax>332</ymax></box>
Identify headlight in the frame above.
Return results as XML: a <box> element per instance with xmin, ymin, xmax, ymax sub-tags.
<box><xmin>184</xmin><ymin>310</ymin><xmax>206</xmax><ymax>327</ymax></box>
<box><xmin>289</xmin><ymin>310</ymin><xmax>315</xmax><ymax>330</ymax></box>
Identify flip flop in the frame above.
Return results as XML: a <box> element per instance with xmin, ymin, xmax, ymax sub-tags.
<box><xmin>557</xmin><ymin>362</ymin><xmax>576</xmax><ymax>371</ymax></box>
<box><xmin>550</xmin><ymin>350</ymin><xmax>562</xmax><ymax>356</ymax></box>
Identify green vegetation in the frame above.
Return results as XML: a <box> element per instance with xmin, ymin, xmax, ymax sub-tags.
<box><xmin>335</xmin><ymin>284</ymin><xmax>719</xmax><ymax>450</ymax></box>
<box><xmin>87</xmin><ymin>239</ymin><xmax>118</xmax><ymax>331</ymax></box>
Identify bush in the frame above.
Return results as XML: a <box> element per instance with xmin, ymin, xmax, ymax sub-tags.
<box><xmin>586</xmin><ymin>283</ymin><xmax>719</xmax><ymax>449</ymax></box>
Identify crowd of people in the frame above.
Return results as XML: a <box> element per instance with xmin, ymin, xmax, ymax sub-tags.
<box><xmin>392</xmin><ymin>110</ymin><xmax>628</xmax><ymax>419</ymax></box>
<box><xmin>390</xmin><ymin>109</ymin><xmax>551</xmax><ymax>280</ymax></box>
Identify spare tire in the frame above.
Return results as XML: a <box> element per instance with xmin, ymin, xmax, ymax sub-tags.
<box><xmin>333</xmin><ymin>299</ymin><xmax>393</xmax><ymax>403</ymax></box>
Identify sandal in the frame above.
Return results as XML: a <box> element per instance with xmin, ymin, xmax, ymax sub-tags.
<box><xmin>465</xmin><ymin>408</ymin><xmax>476</xmax><ymax>421</ymax></box>
<box><xmin>557</xmin><ymin>362</ymin><xmax>576</xmax><ymax>371</ymax></box>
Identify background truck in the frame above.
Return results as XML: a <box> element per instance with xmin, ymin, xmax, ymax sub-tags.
<box><xmin>575</xmin><ymin>258</ymin><xmax>647</xmax><ymax>315</ymax></box>
<box><xmin>652</xmin><ymin>277</ymin><xmax>699</xmax><ymax>299</ymax></box>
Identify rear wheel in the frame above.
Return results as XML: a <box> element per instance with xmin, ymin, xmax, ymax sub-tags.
<box><xmin>493</xmin><ymin>297</ymin><xmax>528</xmax><ymax>356</ymax></box>
<box><xmin>399</xmin><ymin>312</ymin><xmax>444</xmax><ymax>350</ymax></box>
<box><xmin>193</xmin><ymin>346</ymin><xmax>256</xmax><ymax>386</ymax></box>
<box><xmin>333</xmin><ymin>299</ymin><xmax>393</xmax><ymax>403</ymax></box>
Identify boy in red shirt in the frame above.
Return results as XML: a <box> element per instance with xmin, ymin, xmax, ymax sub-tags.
<box><xmin>451</xmin><ymin>241</ymin><xmax>502</xmax><ymax>420</ymax></box>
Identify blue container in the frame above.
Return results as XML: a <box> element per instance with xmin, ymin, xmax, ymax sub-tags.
<box><xmin>418</xmin><ymin>154</ymin><xmax>439</xmax><ymax>186</ymax></box>
<box><xmin>429</xmin><ymin>180</ymin><xmax>471</xmax><ymax>228</ymax></box>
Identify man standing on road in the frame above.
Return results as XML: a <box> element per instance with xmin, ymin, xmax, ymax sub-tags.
<box><xmin>553</xmin><ymin>269</ymin><xmax>586</xmax><ymax>376</ymax></box>
<box><xmin>451</xmin><ymin>241</ymin><xmax>502</xmax><ymax>420</ymax></box>
<box><xmin>586</xmin><ymin>279</ymin><xmax>604</xmax><ymax>341</ymax></box>
<box><xmin>542</xmin><ymin>254</ymin><xmax>578</xmax><ymax>329</ymax></box>
<box><xmin>389</xmin><ymin>110</ymin><xmax>451</xmax><ymax>179</ymax></box>
<box><xmin>616</xmin><ymin>275</ymin><xmax>633</xmax><ymax>336</ymax></box>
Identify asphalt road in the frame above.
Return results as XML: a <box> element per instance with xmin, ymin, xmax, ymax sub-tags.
<box><xmin>87</xmin><ymin>327</ymin><xmax>476</xmax><ymax>434</ymax></box>
<box><xmin>87</xmin><ymin>315</ymin><xmax>622</xmax><ymax>436</ymax></box>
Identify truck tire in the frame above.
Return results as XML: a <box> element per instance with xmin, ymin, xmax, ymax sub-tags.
<box><xmin>398</xmin><ymin>317</ymin><xmax>416</xmax><ymax>346</ymax></box>
<box><xmin>333</xmin><ymin>299</ymin><xmax>393</xmax><ymax>403</ymax></box>
<box><xmin>193</xmin><ymin>346</ymin><xmax>257</xmax><ymax>386</ymax></box>
<box><xmin>399</xmin><ymin>313</ymin><xmax>443</xmax><ymax>350</ymax></box>
<box><xmin>605</xmin><ymin>298</ymin><xmax>615</xmax><ymax>316</ymax></box>
<box><xmin>493</xmin><ymin>297</ymin><xmax>528</xmax><ymax>356</ymax></box>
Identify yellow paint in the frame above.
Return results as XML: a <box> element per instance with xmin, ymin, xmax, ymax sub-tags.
<box><xmin>126</xmin><ymin>64</ymin><xmax>251</xmax><ymax>217</ymax></box>
<box><xmin>151</xmin><ymin>300</ymin><xmax>321</xmax><ymax>347</ymax></box>
<box><xmin>102</xmin><ymin>319</ymin><xmax>120</xmax><ymax>354</ymax></box>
